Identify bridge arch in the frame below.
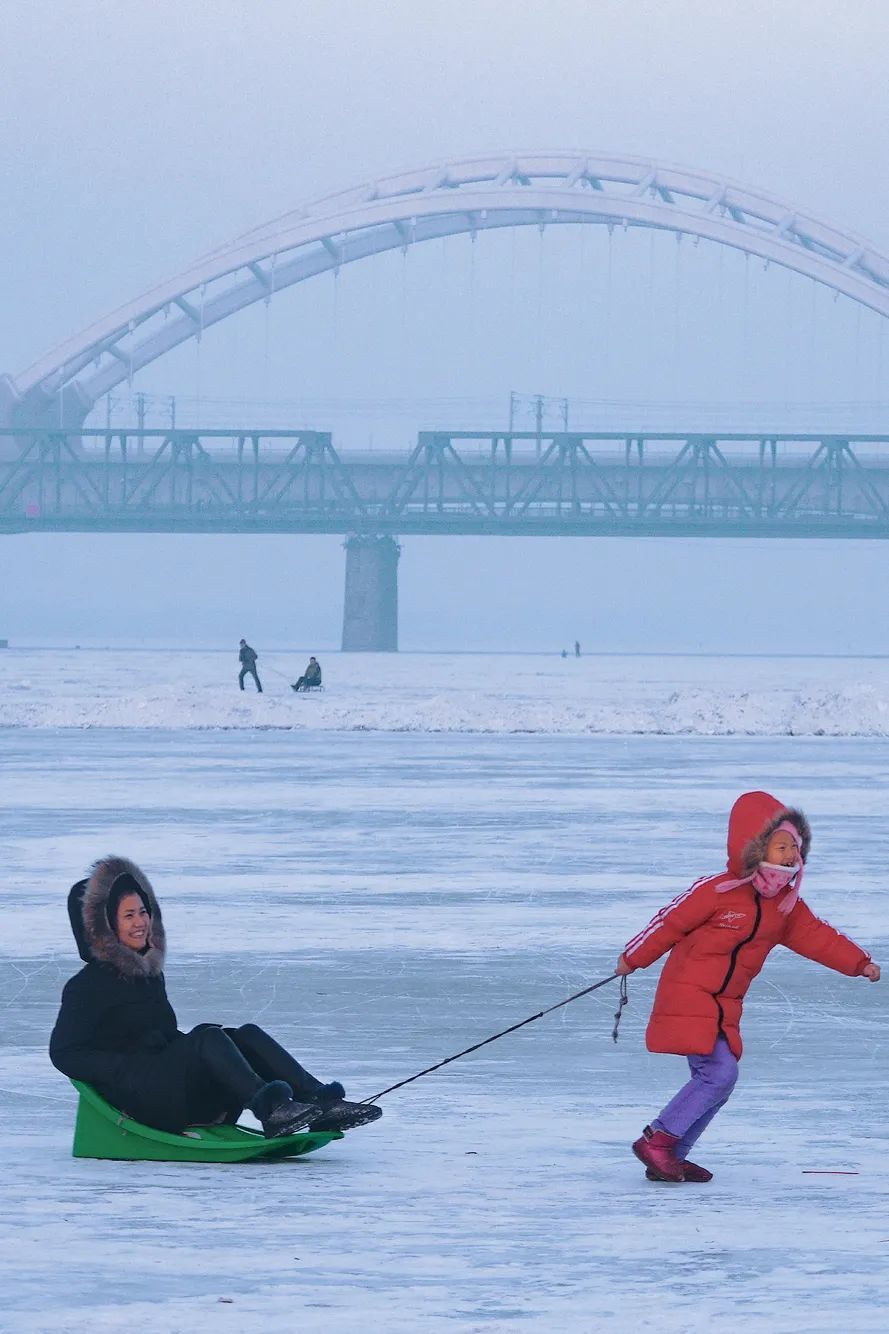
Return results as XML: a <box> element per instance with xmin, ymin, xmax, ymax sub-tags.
<box><xmin>7</xmin><ymin>151</ymin><xmax>889</xmax><ymax>425</ymax></box>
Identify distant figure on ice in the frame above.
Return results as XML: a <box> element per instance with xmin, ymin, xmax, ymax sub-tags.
<box><xmin>574</xmin><ymin>640</ymin><xmax>581</xmax><ymax>658</ymax></box>
<box><xmin>238</xmin><ymin>638</ymin><xmax>262</xmax><ymax>692</ymax></box>
<box><xmin>560</xmin><ymin>649</ymin><xmax>568</xmax><ymax>659</ymax></box>
<box><xmin>617</xmin><ymin>790</ymin><xmax>879</xmax><ymax>1184</ymax></box>
<box><xmin>292</xmin><ymin>656</ymin><xmax>322</xmax><ymax>692</ymax></box>
<box><xmin>49</xmin><ymin>857</ymin><xmax>382</xmax><ymax>1137</ymax></box>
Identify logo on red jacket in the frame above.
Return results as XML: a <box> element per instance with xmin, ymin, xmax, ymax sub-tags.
<box><xmin>715</xmin><ymin>910</ymin><xmax>748</xmax><ymax>929</ymax></box>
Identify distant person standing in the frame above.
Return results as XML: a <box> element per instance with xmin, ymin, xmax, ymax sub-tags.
<box><xmin>292</xmin><ymin>656</ymin><xmax>322</xmax><ymax>692</ymax></box>
<box><xmin>238</xmin><ymin>639</ymin><xmax>262</xmax><ymax>693</ymax></box>
<box><xmin>574</xmin><ymin>640</ymin><xmax>581</xmax><ymax>658</ymax></box>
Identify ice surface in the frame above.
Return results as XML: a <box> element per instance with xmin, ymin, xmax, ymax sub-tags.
<box><xmin>4</xmin><ymin>648</ymin><xmax>889</xmax><ymax>735</ymax></box>
<box><xmin>2</xmin><ymin>729</ymin><xmax>888</xmax><ymax>1332</ymax></box>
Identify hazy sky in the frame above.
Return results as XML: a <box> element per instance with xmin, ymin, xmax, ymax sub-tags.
<box><xmin>4</xmin><ymin>0</ymin><xmax>889</xmax><ymax>652</ymax></box>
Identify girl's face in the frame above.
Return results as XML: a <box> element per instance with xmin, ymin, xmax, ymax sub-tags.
<box><xmin>764</xmin><ymin>829</ymin><xmax>799</xmax><ymax>867</ymax></box>
<box><xmin>115</xmin><ymin>893</ymin><xmax>151</xmax><ymax>951</ymax></box>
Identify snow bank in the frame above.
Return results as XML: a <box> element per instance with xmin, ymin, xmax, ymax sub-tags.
<box><xmin>3</xmin><ymin>648</ymin><xmax>889</xmax><ymax>735</ymax></box>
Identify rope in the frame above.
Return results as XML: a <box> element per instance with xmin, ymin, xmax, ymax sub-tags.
<box><xmin>362</xmin><ymin>971</ymin><xmax>623</xmax><ymax>1105</ymax></box>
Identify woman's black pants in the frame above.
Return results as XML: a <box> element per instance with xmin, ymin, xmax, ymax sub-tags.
<box><xmin>184</xmin><ymin>1023</ymin><xmax>325</xmax><ymax>1125</ymax></box>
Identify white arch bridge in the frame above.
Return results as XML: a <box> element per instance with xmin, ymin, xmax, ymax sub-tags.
<box><xmin>6</xmin><ymin>151</ymin><xmax>889</xmax><ymax>648</ymax></box>
<box><xmin>4</xmin><ymin>150</ymin><xmax>889</xmax><ymax>426</ymax></box>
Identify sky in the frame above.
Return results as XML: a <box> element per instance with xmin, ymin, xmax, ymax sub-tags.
<box><xmin>4</xmin><ymin>0</ymin><xmax>889</xmax><ymax>652</ymax></box>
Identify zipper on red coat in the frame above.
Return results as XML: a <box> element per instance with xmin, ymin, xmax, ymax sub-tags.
<box><xmin>716</xmin><ymin>898</ymin><xmax>762</xmax><ymax>1002</ymax></box>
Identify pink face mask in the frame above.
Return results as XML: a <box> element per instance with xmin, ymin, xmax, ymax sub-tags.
<box><xmin>751</xmin><ymin>861</ymin><xmax>800</xmax><ymax>898</ymax></box>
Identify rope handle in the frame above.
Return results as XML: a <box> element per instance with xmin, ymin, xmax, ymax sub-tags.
<box><xmin>611</xmin><ymin>972</ymin><xmax>629</xmax><ymax>1042</ymax></box>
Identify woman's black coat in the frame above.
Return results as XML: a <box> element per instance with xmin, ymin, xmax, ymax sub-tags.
<box><xmin>49</xmin><ymin>857</ymin><xmax>195</xmax><ymax>1131</ymax></box>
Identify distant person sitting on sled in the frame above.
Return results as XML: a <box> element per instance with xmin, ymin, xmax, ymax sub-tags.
<box><xmin>49</xmin><ymin>857</ymin><xmax>382</xmax><ymax>1137</ymax></box>
<box><xmin>238</xmin><ymin>638</ymin><xmax>262</xmax><ymax>692</ymax></box>
<box><xmin>617</xmin><ymin>790</ymin><xmax>879</xmax><ymax>1184</ymax></box>
<box><xmin>292</xmin><ymin>656</ymin><xmax>322</xmax><ymax>692</ymax></box>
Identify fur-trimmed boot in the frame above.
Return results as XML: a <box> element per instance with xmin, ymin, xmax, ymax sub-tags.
<box><xmin>251</xmin><ymin>1080</ymin><xmax>321</xmax><ymax>1138</ymax></box>
<box><xmin>313</xmin><ymin>1080</ymin><xmax>346</xmax><ymax>1109</ymax></box>
<box><xmin>632</xmin><ymin>1125</ymin><xmax>684</xmax><ymax>1182</ymax></box>
<box><xmin>304</xmin><ymin>1079</ymin><xmax>383</xmax><ymax>1131</ymax></box>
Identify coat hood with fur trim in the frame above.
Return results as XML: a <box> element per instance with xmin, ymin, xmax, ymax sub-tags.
<box><xmin>726</xmin><ymin>790</ymin><xmax>811</xmax><ymax>877</ymax></box>
<box><xmin>67</xmin><ymin>856</ymin><xmax>166</xmax><ymax>979</ymax></box>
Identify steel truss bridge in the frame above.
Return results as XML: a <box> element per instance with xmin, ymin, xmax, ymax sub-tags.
<box><xmin>4</xmin><ymin>427</ymin><xmax>889</xmax><ymax>538</ymax></box>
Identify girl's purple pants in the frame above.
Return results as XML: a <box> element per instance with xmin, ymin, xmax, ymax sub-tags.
<box><xmin>652</xmin><ymin>1036</ymin><xmax>739</xmax><ymax>1159</ymax></box>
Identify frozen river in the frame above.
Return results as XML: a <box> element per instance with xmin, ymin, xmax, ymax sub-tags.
<box><xmin>2</xmin><ymin>728</ymin><xmax>887</xmax><ymax>1332</ymax></box>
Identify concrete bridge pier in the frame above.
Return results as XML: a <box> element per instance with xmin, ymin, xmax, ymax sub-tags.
<box><xmin>341</xmin><ymin>534</ymin><xmax>400</xmax><ymax>651</ymax></box>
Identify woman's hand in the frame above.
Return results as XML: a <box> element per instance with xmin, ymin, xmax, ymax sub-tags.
<box><xmin>862</xmin><ymin>962</ymin><xmax>881</xmax><ymax>982</ymax></box>
<box><xmin>615</xmin><ymin>953</ymin><xmax>635</xmax><ymax>976</ymax></box>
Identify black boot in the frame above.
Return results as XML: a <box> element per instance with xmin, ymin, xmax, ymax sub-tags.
<box><xmin>314</xmin><ymin>1080</ymin><xmax>346</xmax><ymax>1109</ymax></box>
<box><xmin>251</xmin><ymin>1079</ymin><xmax>321</xmax><ymax>1138</ymax></box>
<box><xmin>303</xmin><ymin>1079</ymin><xmax>375</xmax><ymax>1129</ymax></box>
<box><xmin>262</xmin><ymin>1098</ymin><xmax>323</xmax><ymax>1137</ymax></box>
<box><xmin>308</xmin><ymin>1100</ymin><xmax>383</xmax><ymax>1132</ymax></box>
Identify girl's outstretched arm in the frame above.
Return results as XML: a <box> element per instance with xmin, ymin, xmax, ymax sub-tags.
<box><xmin>782</xmin><ymin>899</ymin><xmax>877</xmax><ymax>977</ymax></box>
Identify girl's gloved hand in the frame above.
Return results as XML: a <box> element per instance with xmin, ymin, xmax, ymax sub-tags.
<box><xmin>862</xmin><ymin>962</ymin><xmax>881</xmax><ymax>981</ymax></box>
<box><xmin>615</xmin><ymin>954</ymin><xmax>635</xmax><ymax>976</ymax></box>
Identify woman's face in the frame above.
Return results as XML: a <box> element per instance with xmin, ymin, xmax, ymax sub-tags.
<box><xmin>115</xmin><ymin>893</ymin><xmax>151</xmax><ymax>950</ymax></box>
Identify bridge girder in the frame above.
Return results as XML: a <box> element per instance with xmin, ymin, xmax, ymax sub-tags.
<box><xmin>7</xmin><ymin>151</ymin><xmax>889</xmax><ymax>425</ymax></box>
<box><xmin>4</xmin><ymin>428</ymin><xmax>889</xmax><ymax>537</ymax></box>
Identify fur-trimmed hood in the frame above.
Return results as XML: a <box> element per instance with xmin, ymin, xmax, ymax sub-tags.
<box><xmin>67</xmin><ymin>857</ymin><xmax>166</xmax><ymax>979</ymax></box>
<box><xmin>726</xmin><ymin>791</ymin><xmax>811</xmax><ymax>877</ymax></box>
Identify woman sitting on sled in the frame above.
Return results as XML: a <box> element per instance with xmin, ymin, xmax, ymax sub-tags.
<box><xmin>49</xmin><ymin>856</ymin><xmax>382</xmax><ymax>1138</ymax></box>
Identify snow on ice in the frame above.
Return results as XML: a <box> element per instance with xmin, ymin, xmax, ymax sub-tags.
<box><xmin>3</xmin><ymin>647</ymin><xmax>889</xmax><ymax>735</ymax></box>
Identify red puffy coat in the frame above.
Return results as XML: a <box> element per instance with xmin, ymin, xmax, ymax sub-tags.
<box><xmin>623</xmin><ymin>791</ymin><xmax>870</xmax><ymax>1059</ymax></box>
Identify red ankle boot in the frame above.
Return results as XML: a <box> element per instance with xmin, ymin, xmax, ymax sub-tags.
<box><xmin>678</xmin><ymin>1159</ymin><xmax>712</xmax><ymax>1183</ymax></box>
<box><xmin>645</xmin><ymin>1158</ymin><xmax>713</xmax><ymax>1183</ymax></box>
<box><xmin>632</xmin><ymin>1125</ymin><xmax>684</xmax><ymax>1182</ymax></box>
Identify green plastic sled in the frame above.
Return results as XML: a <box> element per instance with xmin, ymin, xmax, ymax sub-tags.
<box><xmin>70</xmin><ymin>1080</ymin><xmax>343</xmax><ymax>1163</ymax></box>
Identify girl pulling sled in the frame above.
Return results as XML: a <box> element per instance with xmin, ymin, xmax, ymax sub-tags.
<box><xmin>618</xmin><ymin>790</ymin><xmax>879</xmax><ymax>1184</ymax></box>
